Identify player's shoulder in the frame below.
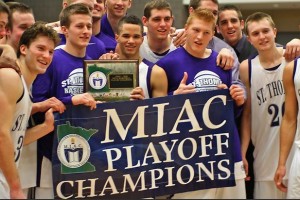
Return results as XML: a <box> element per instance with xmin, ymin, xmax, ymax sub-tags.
<box><xmin>0</xmin><ymin>68</ymin><xmax>23</xmax><ymax>102</ymax></box>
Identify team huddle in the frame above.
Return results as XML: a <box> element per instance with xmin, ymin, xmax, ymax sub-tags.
<box><xmin>0</xmin><ymin>0</ymin><xmax>300</xmax><ymax>199</ymax></box>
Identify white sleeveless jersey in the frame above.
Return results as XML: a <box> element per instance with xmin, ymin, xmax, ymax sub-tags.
<box><xmin>139</xmin><ymin>36</ymin><xmax>177</xmax><ymax>64</ymax></box>
<box><xmin>249</xmin><ymin>55</ymin><xmax>287</xmax><ymax>181</ymax></box>
<box><xmin>139</xmin><ymin>59</ymin><xmax>154</xmax><ymax>99</ymax></box>
<box><xmin>0</xmin><ymin>75</ymin><xmax>32</xmax><ymax>198</ymax></box>
<box><xmin>293</xmin><ymin>58</ymin><xmax>300</xmax><ymax>146</ymax></box>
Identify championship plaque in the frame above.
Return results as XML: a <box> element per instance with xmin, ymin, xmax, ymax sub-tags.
<box><xmin>84</xmin><ymin>60</ymin><xmax>139</xmax><ymax>102</ymax></box>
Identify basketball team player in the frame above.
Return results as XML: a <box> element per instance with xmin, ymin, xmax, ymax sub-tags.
<box><xmin>240</xmin><ymin>12</ymin><xmax>294</xmax><ymax>199</ymax></box>
<box><xmin>154</xmin><ymin>8</ymin><xmax>246</xmax><ymax>199</ymax></box>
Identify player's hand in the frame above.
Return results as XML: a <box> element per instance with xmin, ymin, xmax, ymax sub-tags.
<box><xmin>72</xmin><ymin>93</ymin><xmax>97</xmax><ymax>110</ymax></box>
<box><xmin>10</xmin><ymin>188</ymin><xmax>26</xmax><ymax>199</ymax></box>
<box><xmin>217</xmin><ymin>48</ymin><xmax>234</xmax><ymax>70</ymax></box>
<box><xmin>173</xmin><ymin>72</ymin><xmax>196</xmax><ymax>95</ymax></box>
<box><xmin>217</xmin><ymin>83</ymin><xmax>228</xmax><ymax>89</ymax></box>
<box><xmin>99</xmin><ymin>51</ymin><xmax>119</xmax><ymax>60</ymax></box>
<box><xmin>44</xmin><ymin>108</ymin><xmax>55</xmax><ymax>133</ymax></box>
<box><xmin>242</xmin><ymin>156</ymin><xmax>251</xmax><ymax>181</ymax></box>
<box><xmin>130</xmin><ymin>87</ymin><xmax>145</xmax><ymax>100</ymax></box>
<box><xmin>274</xmin><ymin>165</ymin><xmax>288</xmax><ymax>192</ymax></box>
<box><xmin>38</xmin><ymin>97</ymin><xmax>66</xmax><ymax>114</ymax></box>
<box><xmin>171</xmin><ymin>30</ymin><xmax>186</xmax><ymax>48</ymax></box>
<box><xmin>284</xmin><ymin>39</ymin><xmax>300</xmax><ymax>62</ymax></box>
<box><xmin>229</xmin><ymin>84</ymin><xmax>245</xmax><ymax>106</ymax></box>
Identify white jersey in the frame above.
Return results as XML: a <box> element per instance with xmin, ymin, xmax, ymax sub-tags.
<box><xmin>249</xmin><ymin>55</ymin><xmax>288</xmax><ymax>181</ymax></box>
<box><xmin>286</xmin><ymin>58</ymin><xmax>300</xmax><ymax>198</ymax></box>
<box><xmin>293</xmin><ymin>58</ymin><xmax>300</xmax><ymax>145</ymax></box>
<box><xmin>18</xmin><ymin>140</ymin><xmax>37</xmax><ymax>189</ymax></box>
<box><xmin>0</xmin><ymin>75</ymin><xmax>32</xmax><ymax>198</ymax></box>
<box><xmin>139</xmin><ymin>59</ymin><xmax>154</xmax><ymax>99</ymax></box>
<box><xmin>139</xmin><ymin>35</ymin><xmax>177</xmax><ymax>64</ymax></box>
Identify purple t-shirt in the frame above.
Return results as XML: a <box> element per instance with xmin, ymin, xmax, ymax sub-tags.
<box><xmin>95</xmin><ymin>31</ymin><xmax>117</xmax><ymax>53</ymax></box>
<box><xmin>157</xmin><ymin>47</ymin><xmax>232</xmax><ymax>93</ymax></box>
<box><xmin>100</xmin><ymin>14</ymin><xmax>115</xmax><ymax>39</ymax></box>
<box><xmin>58</xmin><ymin>33</ymin><xmax>106</xmax><ymax>59</ymax></box>
<box><xmin>157</xmin><ymin>47</ymin><xmax>242</xmax><ymax>163</ymax></box>
<box><xmin>32</xmin><ymin>48</ymin><xmax>91</xmax><ymax>105</ymax></box>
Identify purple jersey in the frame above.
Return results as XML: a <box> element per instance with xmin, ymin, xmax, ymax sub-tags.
<box><xmin>95</xmin><ymin>31</ymin><xmax>117</xmax><ymax>53</ymax></box>
<box><xmin>157</xmin><ymin>47</ymin><xmax>232</xmax><ymax>94</ymax></box>
<box><xmin>58</xmin><ymin>34</ymin><xmax>106</xmax><ymax>59</ymax></box>
<box><xmin>157</xmin><ymin>47</ymin><xmax>241</xmax><ymax>163</ymax></box>
<box><xmin>100</xmin><ymin>14</ymin><xmax>115</xmax><ymax>39</ymax></box>
<box><xmin>32</xmin><ymin>48</ymin><xmax>91</xmax><ymax>105</ymax></box>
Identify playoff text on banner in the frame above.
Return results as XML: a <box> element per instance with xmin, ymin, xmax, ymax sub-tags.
<box><xmin>52</xmin><ymin>89</ymin><xmax>236</xmax><ymax>199</ymax></box>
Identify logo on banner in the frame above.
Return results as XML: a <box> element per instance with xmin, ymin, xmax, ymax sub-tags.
<box><xmin>89</xmin><ymin>71</ymin><xmax>107</xmax><ymax>90</ymax></box>
<box><xmin>57</xmin><ymin>134</ymin><xmax>91</xmax><ymax>168</ymax></box>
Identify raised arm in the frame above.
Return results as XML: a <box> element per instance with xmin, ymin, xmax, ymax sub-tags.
<box><xmin>274</xmin><ymin>60</ymin><xmax>298</xmax><ymax>192</ymax></box>
<box><xmin>284</xmin><ymin>39</ymin><xmax>300</xmax><ymax>62</ymax></box>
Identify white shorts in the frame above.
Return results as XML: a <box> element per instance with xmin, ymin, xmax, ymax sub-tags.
<box><xmin>0</xmin><ymin>177</ymin><xmax>9</xmax><ymax>199</ymax></box>
<box><xmin>171</xmin><ymin>179</ymin><xmax>246</xmax><ymax>199</ymax></box>
<box><xmin>287</xmin><ymin>146</ymin><xmax>300</xmax><ymax>199</ymax></box>
<box><xmin>34</xmin><ymin>156</ymin><xmax>54</xmax><ymax>199</ymax></box>
<box><xmin>254</xmin><ymin>181</ymin><xmax>287</xmax><ymax>199</ymax></box>
<box><xmin>171</xmin><ymin>161</ymin><xmax>246</xmax><ymax>199</ymax></box>
<box><xmin>19</xmin><ymin>142</ymin><xmax>37</xmax><ymax>189</ymax></box>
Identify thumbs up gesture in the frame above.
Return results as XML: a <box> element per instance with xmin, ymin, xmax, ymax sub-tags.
<box><xmin>173</xmin><ymin>72</ymin><xmax>196</xmax><ymax>95</ymax></box>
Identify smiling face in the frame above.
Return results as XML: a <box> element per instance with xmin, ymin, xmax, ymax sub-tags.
<box><xmin>20</xmin><ymin>35</ymin><xmax>55</xmax><ymax>75</ymax></box>
<box><xmin>106</xmin><ymin>0</ymin><xmax>131</xmax><ymax>19</ymax></box>
<box><xmin>92</xmin><ymin>0</ymin><xmax>105</xmax><ymax>21</ymax></box>
<box><xmin>217</xmin><ymin>9</ymin><xmax>243</xmax><ymax>46</ymax></box>
<box><xmin>116</xmin><ymin>23</ymin><xmax>143</xmax><ymax>59</ymax></box>
<box><xmin>62</xmin><ymin>14</ymin><xmax>92</xmax><ymax>49</ymax></box>
<box><xmin>246</xmin><ymin>18</ymin><xmax>277</xmax><ymax>51</ymax></box>
<box><xmin>142</xmin><ymin>8</ymin><xmax>173</xmax><ymax>41</ymax></box>
<box><xmin>0</xmin><ymin>12</ymin><xmax>8</xmax><ymax>39</ymax></box>
<box><xmin>7</xmin><ymin>11</ymin><xmax>35</xmax><ymax>51</ymax></box>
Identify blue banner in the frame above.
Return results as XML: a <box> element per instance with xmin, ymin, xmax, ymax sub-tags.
<box><xmin>52</xmin><ymin>89</ymin><xmax>236</xmax><ymax>199</ymax></box>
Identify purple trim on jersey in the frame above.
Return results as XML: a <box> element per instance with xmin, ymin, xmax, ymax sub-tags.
<box><xmin>248</xmin><ymin>58</ymin><xmax>252</xmax><ymax>88</ymax></box>
<box><xmin>59</xmin><ymin>34</ymin><xmax>106</xmax><ymax>59</ymax></box>
<box><xmin>293</xmin><ymin>57</ymin><xmax>299</xmax><ymax>81</ymax></box>
<box><xmin>142</xmin><ymin>58</ymin><xmax>155</xmax><ymax>98</ymax></box>
<box><xmin>156</xmin><ymin>47</ymin><xmax>241</xmax><ymax>163</ymax></box>
<box><xmin>95</xmin><ymin>31</ymin><xmax>117</xmax><ymax>53</ymax></box>
<box><xmin>16</xmin><ymin>86</ymin><xmax>24</xmax><ymax>103</ymax></box>
<box><xmin>100</xmin><ymin>14</ymin><xmax>115</xmax><ymax>39</ymax></box>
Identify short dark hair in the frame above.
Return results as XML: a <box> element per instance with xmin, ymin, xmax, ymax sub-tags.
<box><xmin>218</xmin><ymin>4</ymin><xmax>243</xmax><ymax>22</ymax></box>
<box><xmin>0</xmin><ymin>0</ymin><xmax>10</xmax><ymax>16</ymax></box>
<box><xmin>117</xmin><ymin>14</ymin><xmax>144</xmax><ymax>35</ymax></box>
<box><xmin>17</xmin><ymin>21</ymin><xmax>60</xmax><ymax>58</ymax></box>
<box><xmin>60</xmin><ymin>3</ymin><xmax>91</xmax><ymax>28</ymax></box>
<box><xmin>0</xmin><ymin>0</ymin><xmax>10</xmax><ymax>28</ymax></box>
<box><xmin>189</xmin><ymin>0</ymin><xmax>219</xmax><ymax>10</ymax></box>
<box><xmin>143</xmin><ymin>0</ymin><xmax>172</xmax><ymax>19</ymax></box>
<box><xmin>6</xmin><ymin>2</ymin><xmax>33</xmax><ymax>31</ymax></box>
